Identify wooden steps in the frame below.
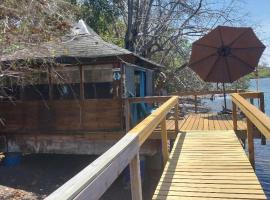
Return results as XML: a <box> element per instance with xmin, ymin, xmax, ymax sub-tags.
<box><xmin>153</xmin><ymin>130</ymin><xmax>266</xmax><ymax>200</ymax></box>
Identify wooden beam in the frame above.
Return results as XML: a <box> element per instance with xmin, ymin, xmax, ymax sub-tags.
<box><xmin>128</xmin><ymin>96</ymin><xmax>170</xmax><ymax>103</ymax></box>
<box><xmin>45</xmin><ymin>134</ymin><xmax>140</xmax><ymax>200</ymax></box>
<box><xmin>129</xmin><ymin>153</ymin><xmax>143</xmax><ymax>200</ymax></box>
<box><xmin>259</xmin><ymin>93</ymin><xmax>266</xmax><ymax>145</ymax></box>
<box><xmin>231</xmin><ymin>93</ymin><xmax>270</xmax><ymax>139</ymax></box>
<box><xmin>125</xmin><ymin>98</ymin><xmax>131</xmax><ymax>131</ymax></box>
<box><xmin>247</xmin><ymin>118</ymin><xmax>255</xmax><ymax>169</ymax></box>
<box><xmin>171</xmin><ymin>89</ymin><xmax>245</xmax><ymax>96</ymax></box>
<box><xmin>45</xmin><ymin>96</ymin><xmax>179</xmax><ymax>200</ymax></box>
<box><xmin>128</xmin><ymin>96</ymin><xmax>178</xmax><ymax>146</ymax></box>
<box><xmin>240</xmin><ymin>91</ymin><xmax>263</xmax><ymax>99</ymax></box>
<box><xmin>79</xmin><ymin>65</ymin><xmax>85</xmax><ymax>100</ymax></box>
<box><xmin>161</xmin><ymin>118</ymin><xmax>169</xmax><ymax>166</ymax></box>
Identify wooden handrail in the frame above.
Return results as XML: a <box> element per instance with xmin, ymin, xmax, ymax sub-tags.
<box><xmin>231</xmin><ymin>93</ymin><xmax>270</xmax><ymax>139</ymax></box>
<box><xmin>45</xmin><ymin>96</ymin><xmax>179</xmax><ymax>200</ymax></box>
<box><xmin>171</xmin><ymin>89</ymin><xmax>245</xmax><ymax>96</ymax></box>
<box><xmin>127</xmin><ymin>96</ymin><xmax>170</xmax><ymax>103</ymax></box>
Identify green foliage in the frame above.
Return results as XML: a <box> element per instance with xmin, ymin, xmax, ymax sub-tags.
<box><xmin>246</xmin><ymin>67</ymin><xmax>270</xmax><ymax>79</ymax></box>
<box><xmin>70</xmin><ymin>0</ymin><xmax>125</xmax><ymax>46</ymax></box>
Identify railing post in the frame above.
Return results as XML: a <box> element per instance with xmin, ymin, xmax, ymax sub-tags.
<box><xmin>174</xmin><ymin>99</ymin><xmax>179</xmax><ymax>134</ymax></box>
<box><xmin>259</xmin><ymin>93</ymin><xmax>266</xmax><ymax>145</ymax></box>
<box><xmin>129</xmin><ymin>153</ymin><xmax>143</xmax><ymax>200</ymax></box>
<box><xmin>247</xmin><ymin>118</ymin><xmax>255</xmax><ymax>169</ymax></box>
<box><xmin>232</xmin><ymin>102</ymin><xmax>237</xmax><ymax>131</ymax></box>
<box><xmin>125</xmin><ymin>99</ymin><xmax>131</xmax><ymax>131</ymax></box>
<box><xmin>161</xmin><ymin>118</ymin><xmax>169</xmax><ymax>166</ymax></box>
<box><xmin>194</xmin><ymin>95</ymin><xmax>198</xmax><ymax>113</ymax></box>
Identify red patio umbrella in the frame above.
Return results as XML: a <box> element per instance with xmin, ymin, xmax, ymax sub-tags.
<box><xmin>189</xmin><ymin>26</ymin><xmax>265</xmax><ymax>111</ymax></box>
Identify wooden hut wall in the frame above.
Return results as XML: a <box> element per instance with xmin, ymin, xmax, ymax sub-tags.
<box><xmin>0</xmin><ymin>63</ymin><xmax>124</xmax><ymax>133</ymax></box>
<box><xmin>0</xmin><ymin>99</ymin><xmax>122</xmax><ymax>132</ymax></box>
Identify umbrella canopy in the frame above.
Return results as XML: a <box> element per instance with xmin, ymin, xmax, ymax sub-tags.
<box><xmin>189</xmin><ymin>26</ymin><xmax>266</xmax><ymax>83</ymax></box>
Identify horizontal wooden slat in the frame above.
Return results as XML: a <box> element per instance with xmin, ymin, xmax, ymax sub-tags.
<box><xmin>231</xmin><ymin>93</ymin><xmax>270</xmax><ymax>139</ymax></box>
<box><xmin>153</xmin><ymin>131</ymin><xmax>266</xmax><ymax>200</ymax></box>
<box><xmin>46</xmin><ymin>96</ymin><xmax>179</xmax><ymax>200</ymax></box>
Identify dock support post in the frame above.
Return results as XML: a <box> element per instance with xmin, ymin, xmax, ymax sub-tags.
<box><xmin>232</xmin><ymin>102</ymin><xmax>237</xmax><ymax>131</ymax></box>
<box><xmin>161</xmin><ymin>118</ymin><xmax>169</xmax><ymax>166</ymax></box>
<box><xmin>174</xmin><ymin>100</ymin><xmax>179</xmax><ymax>134</ymax></box>
<box><xmin>130</xmin><ymin>153</ymin><xmax>143</xmax><ymax>200</ymax></box>
<box><xmin>247</xmin><ymin>118</ymin><xmax>255</xmax><ymax>169</ymax></box>
<box><xmin>259</xmin><ymin>93</ymin><xmax>266</xmax><ymax>145</ymax></box>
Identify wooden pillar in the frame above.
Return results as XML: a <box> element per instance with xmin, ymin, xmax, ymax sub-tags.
<box><xmin>161</xmin><ymin>118</ymin><xmax>169</xmax><ymax>166</ymax></box>
<box><xmin>129</xmin><ymin>153</ymin><xmax>142</xmax><ymax>200</ymax></box>
<box><xmin>194</xmin><ymin>95</ymin><xmax>198</xmax><ymax>113</ymax></box>
<box><xmin>125</xmin><ymin>99</ymin><xmax>131</xmax><ymax>131</ymax></box>
<box><xmin>259</xmin><ymin>93</ymin><xmax>266</xmax><ymax>145</ymax></box>
<box><xmin>79</xmin><ymin>65</ymin><xmax>84</xmax><ymax>100</ymax></box>
<box><xmin>232</xmin><ymin>102</ymin><xmax>237</xmax><ymax>131</ymax></box>
<box><xmin>247</xmin><ymin>118</ymin><xmax>255</xmax><ymax>169</ymax></box>
<box><xmin>174</xmin><ymin>102</ymin><xmax>179</xmax><ymax>134</ymax></box>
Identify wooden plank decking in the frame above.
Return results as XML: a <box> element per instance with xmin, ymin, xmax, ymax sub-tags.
<box><xmin>153</xmin><ymin>130</ymin><xmax>266</xmax><ymax>200</ymax></box>
<box><xmin>155</xmin><ymin>113</ymin><xmax>246</xmax><ymax>132</ymax></box>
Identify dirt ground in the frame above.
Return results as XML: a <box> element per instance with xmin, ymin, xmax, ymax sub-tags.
<box><xmin>0</xmin><ymin>154</ymin><xmax>161</xmax><ymax>200</ymax></box>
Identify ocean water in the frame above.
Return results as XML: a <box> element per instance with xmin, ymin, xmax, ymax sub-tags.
<box><xmin>201</xmin><ymin>78</ymin><xmax>270</xmax><ymax>198</ymax></box>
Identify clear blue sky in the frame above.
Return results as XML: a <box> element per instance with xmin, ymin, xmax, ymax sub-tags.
<box><xmin>244</xmin><ymin>0</ymin><xmax>270</xmax><ymax>66</ymax></box>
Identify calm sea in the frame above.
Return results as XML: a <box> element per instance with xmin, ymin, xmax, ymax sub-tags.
<box><xmin>202</xmin><ymin>78</ymin><xmax>270</xmax><ymax>198</ymax></box>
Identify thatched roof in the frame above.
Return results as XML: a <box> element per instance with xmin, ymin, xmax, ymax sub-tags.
<box><xmin>1</xmin><ymin>20</ymin><xmax>163</xmax><ymax>69</ymax></box>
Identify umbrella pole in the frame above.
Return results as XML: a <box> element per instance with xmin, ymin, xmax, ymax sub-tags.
<box><xmin>222</xmin><ymin>82</ymin><xmax>227</xmax><ymax>111</ymax></box>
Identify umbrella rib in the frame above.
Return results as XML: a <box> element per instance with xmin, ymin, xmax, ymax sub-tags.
<box><xmin>193</xmin><ymin>43</ymin><xmax>217</xmax><ymax>49</ymax></box>
<box><xmin>229</xmin><ymin>54</ymin><xmax>255</xmax><ymax>70</ymax></box>
<box><xmin>218</xmin><ymin>27</ymin><xmax>224</xmax><ymax>46</ymax></box>
<box><xmin>205</xmin><ymin>56</ymin><xmax>220</xmax><ymax>81</ymax></box>
<box><xmin>228</xmin><ymin>29</ymin><xmax>249</xmax><ymax>47</ymax></box>
<box><xmin>189</xmin><ymin>53</ymin><xmax>217</xmax><ymax>66</ymax></box>
<box><xmin>231</xmin><ymin>46</ymin><xmax>266</xmax><ymax>50</ymax></box>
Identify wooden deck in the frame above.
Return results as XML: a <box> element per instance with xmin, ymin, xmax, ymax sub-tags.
<box><xmin>156</xmin><ymin>113</ymin><xmax>247</xmax><ymax>132</ymax></box>
<box><xmin>153</xmin><ymin>130</ymin><xmax>266</xmax><ymax>200</ymax></box>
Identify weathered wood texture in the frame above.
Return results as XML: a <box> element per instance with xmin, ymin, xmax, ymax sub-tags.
<box><xmin>0</xmin><ymin>99</ymin><xmax>122</xmax><ymax>132</ymax></box>
<box><xmin>153</xmin><ymin>131</ymin><xmax>266</xmax><ymax>200</ymax></box>
<box><xmin>45</xmin><ymin>96</ymin><xmax>179</xmax><ymax>200</ymax></box>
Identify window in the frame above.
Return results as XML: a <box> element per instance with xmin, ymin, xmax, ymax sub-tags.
<box><xmin>84</xmin><ymin>65</ymin><xmax>113</xmax><ymax>99</ymax></box>
<box><xmin>23</xmin><ymin>84</ymin><xmax>49</xmax><ymax>100</ymax></box>
<box><xmin>52</xmin><ymin>66</ymin><xmax>80</xmax><ymax>100</ymax></box>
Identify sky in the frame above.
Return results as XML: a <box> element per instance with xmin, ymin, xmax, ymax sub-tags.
<box><xmin>244</xmin><ymin>0</ymin><xmax>270</xmax><ymax>66</ymax></box>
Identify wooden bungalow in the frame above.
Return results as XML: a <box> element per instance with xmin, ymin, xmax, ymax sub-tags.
<box><xmin>0</xmin><ymin>20</ymin><xmax>163</xmax><ymax>155</ymax></box>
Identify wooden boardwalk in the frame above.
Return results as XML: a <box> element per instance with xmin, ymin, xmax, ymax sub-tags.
<box><xmin>153</xmin><ymin>130</ymin><xmax>266</xmax><ymax>200</ymax></box>
<box><xmin>155</xmin><ymin>113</ymin><xmax>247</xmax><ymax>133</ymax></box>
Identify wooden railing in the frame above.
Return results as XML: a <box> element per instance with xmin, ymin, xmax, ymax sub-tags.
<box><xmin>171</xmin><ymin>89</ymin><xmax>244</xmax><ymax>113</ymax></box>
<box><xmin>231</xmin><ymin>92</ymin><xmax>269</xmax><ymax>168</ymax></box>
<box><xmin>45</xmin><ymin>96</ymin><xmax>179</xmax><ymax>200</ymax></box>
